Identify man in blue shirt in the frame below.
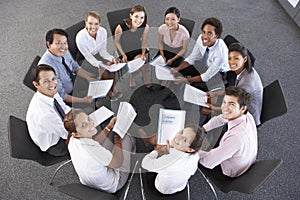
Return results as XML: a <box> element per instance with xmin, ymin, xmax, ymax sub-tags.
<box><xmin>39</xmin><ymin>29</ymin><xmax>95</xmax><ymax>105</ymax></box>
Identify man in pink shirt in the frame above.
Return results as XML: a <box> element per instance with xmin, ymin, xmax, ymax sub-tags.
<box><xmin>199</xmin><ymin>86</ymin><xmax>257</xmax><ymax>177</ymax></box>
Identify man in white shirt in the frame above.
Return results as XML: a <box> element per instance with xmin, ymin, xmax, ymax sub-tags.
<box><xmin>172</xmin><ymin>17</ymin><xmax>230</xmax><ymax>91</ymax></box>
<box><xmin>26</xmin><ymin>64</ymin><xmax>71</xmax><ymax>156</ymax></box>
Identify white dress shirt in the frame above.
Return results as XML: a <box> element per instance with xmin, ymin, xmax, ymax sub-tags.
<box><xmin>76</xmin><ymin>27</ymin><xmax>114</xmax><ymax>68</ymax></box>
<box><xmin>142</xmin><ymin>148</ymin><xmax>199</xmax><ymax>194</ymax></box>
<box><xmin>26</xmin><ymin>92</ymin><xmax>71</xmax><ymax>151</ymax></box>
<box><xmin>68</xmin><ymin>137</ymin><xmax>120</xmax><ymax>193</ymax></box>
<box><xmin>185</xmin><ymin>34</ymin><xmax>230</xmax><ymax>82</ymax></box>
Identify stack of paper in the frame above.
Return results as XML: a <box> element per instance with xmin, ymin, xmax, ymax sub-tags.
<box><xmin>150</xmin><ymin>55</ymin><xmax>175</xmax><ymax>80</ymax></box>
<box><xmin>87</xmin><ymin>79</ymin><xmax>113</xmax><ymax>99</ymax></box>
<box><xmin>183</xmin><ymin>84</ymin><xmax>209</xmax><ymax>107</ymax></box>
<box><xmin>127</xmin><ymin>58</ymin><xmax>145</xmax><ymax>73</ymax></box>
<box><xmin>157</xmin><ymin>108</ymin><xmax>186</xmax><ymax>145</ymax></box>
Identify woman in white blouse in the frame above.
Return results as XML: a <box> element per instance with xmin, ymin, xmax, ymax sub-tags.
<box><xmin>76</xmin><ymin>11</ymin><xmax>121</xmax><ymax>101</ymax></box>
<box><xmin>64</xmin><ymin>109</ymin><xmax>135</xmax><ymax>193</ymax></box>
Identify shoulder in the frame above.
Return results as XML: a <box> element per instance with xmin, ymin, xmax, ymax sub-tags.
<box><xmin>98</xmin><ymin>26</ymin><xmax>107</xmax><ymax>34</ymax></box>
<box><xmin>158</xmin><ymin>24</ymin><xmax>167</xmax><ymax>32</ymax></box>
<box><xmin>178</xmin><ymin>24</ymin><xmax>190</xmax><ymax>37</ymax></box>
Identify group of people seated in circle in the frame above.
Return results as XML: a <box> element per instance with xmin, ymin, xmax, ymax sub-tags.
<box><xmin>25</xmin><ymin>4</ymin><xmax>262</xmax><ymax>195</ymax></box>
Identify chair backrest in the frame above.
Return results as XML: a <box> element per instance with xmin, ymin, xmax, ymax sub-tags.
<box><xmin>223</xmin><ymin>34</ymin><xmax>256</xmax><ymax>67</ymax></box>
<box><xmin>8</xmin><ymin>115</ymin><xmax>68</xmax><ymax>166</ymax></box>
<box><xmin>106</xmin><ymin>8</ymin><xmax>131</xmax><ymax>36</ymax></box>
<box><xmin>23</xmin><ymin>55</ymin><xmax>40</xmax><ymax>92</ymax></box>
<box><xmin>65</xmin><ymin>20</ymin><xmax>85</xmax><ymax>60</ymax></box>
<box><xmin>179</xmin><ymin>18</ymin><xmax>195</xmax><ymax>37</ymax></box>
<box><xmin>260</xmin><ymin>80</ymin><xmax>288</xmax><ymax>125</ymax></box>
<box><xmin>139</xmin><ymin>169</ymin><xmax>190</xmax><ymax>200</ymax></box>
<box><xmin>198</xmin><ymin>159</ymin><xmax>282</xmax><ymax>194</ymax></box>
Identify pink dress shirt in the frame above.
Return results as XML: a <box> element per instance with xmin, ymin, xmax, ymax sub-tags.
<box><xmin>199</xmin><ymin>112</ymin><xmax>257</xmax><ymax>177</ymax></box>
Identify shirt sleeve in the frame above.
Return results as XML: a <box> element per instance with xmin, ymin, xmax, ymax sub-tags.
<box><xmin>199</xmin><ymin>134</ymin><xmax>241</xmax><ymax>169</ymax></box>
<box><xmin>184</xmin><ymin>35</ymin><xmax>203</xmax><ymax>65</ymax></box>
<box><xmin>98</xmin><ymin>29</ymin><xmax>114</xmax><ymax>61</ymax></box>
<box><xmin>141</xmin><ymin>150</ymin><xmax>181</xmax><ymax>172</ymax></box>
<box><xmin>203</xmin><ymin>114</ymin><xmax>228</xmax><ymax>132</ymax></box>
<box><xmin>56</xmin><ymin>72</ymin><xmax>68</xmax><ymax>100</ymax></box>
<box><xmin>76</xmin><ymin>30</ymin><xmax>102</xmax><ymax>68</ymax></box>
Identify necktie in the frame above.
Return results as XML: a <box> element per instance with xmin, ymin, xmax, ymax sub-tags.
<box><xmin>201</xmin><ymin>47</ymin><xmax>209</xmax><ymax>67</ymax></box>
<box><xmin>61</xmin><ymin>57</ymin><xmax>76</xmax><ymax>83</ymax></box>
<box><xmin>54</xmin><ymin>98</ymin><xmax>66</xmax><ymax>120</ymax></box>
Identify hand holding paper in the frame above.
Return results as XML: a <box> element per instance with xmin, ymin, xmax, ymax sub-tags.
<box><xmin>183</xmin><ymin>84</ymin><xmax>209</xmax><ymax>107</ymax></box>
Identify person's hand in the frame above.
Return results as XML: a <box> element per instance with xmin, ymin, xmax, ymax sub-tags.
<box><xmin>122</xmin><ymin>54</ymin><xmax>128</xmax><ymax>63</ymax></box>
<box><xmin>174</xmin><ymin>76</ymin><xmax>188</xmax><ymax>84</ymax></box>
<box><xmin>112</xmin><ymin>58</ymin><xmax>119</xmax><ymax>64</ymax></box>
<box><xmin>166</xmin><ymin>59</ymin><xmax>173</xmax><ymax>66</ymax></box>
<box><xmin>170</xmin><ymin>68</ymin><xmax>178</xmax><ymax>75</ymax></box>
<box><xmin>107</xmin><ymin>117</ymin><xmax>116</xmax><ymax>130</ymax></box>
<box><xmin>83</xmin><ymin>96</ymin><xmax>93</xmax><ymax>103</ymax></box>
<box><xmin>156</xmin><ymin>140</ymin><xmax>170</xmax><ymax>157</ymax></box>
<box><xmin>141</xmin><ymin>54</ymin><xmax>147</xmax><ymax>61</ymax></box>
<box><xmin>114</xmin><ymin>134</ymin><xmax>122</xmax><ymax>145</ymax></box>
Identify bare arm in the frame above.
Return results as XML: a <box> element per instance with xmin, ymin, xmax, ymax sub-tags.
<box><xmin>64</xmin><ymin>94</ymin><xmax>93</xmax><ymax>104</ymax></box>
<box><xmin>107</xmin><ymin>134</ymin><xmax>124</xmax><ymax>168</ymax></box>
<box><xmin>114</xmin><ymin>25</ymin><xmax>127</xmax><ymax>62</ymax></box>
<box><xmin>141</xmin><ymin>25</ymin><xmax>149</xmax><ymax>60</ymax></box>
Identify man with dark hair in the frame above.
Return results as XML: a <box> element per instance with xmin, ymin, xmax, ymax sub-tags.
<box><xmin>172</xmin><ymin>17</ymin><xmax>230</xmax><ymax>91</ymax></box>
<box><xmin>199</xmin><ymin>86</ymin><xmax>257</xmax><ymax>177</ymax></box>
<box><xmin>39</xmin><ymin>28</ymin><xmax>95</xmax><ymax>105</ymax></box>
<box><xmin>26</xmin><ymin>64</ymin><xmax>71</xmax><ymax>156</ymax></box>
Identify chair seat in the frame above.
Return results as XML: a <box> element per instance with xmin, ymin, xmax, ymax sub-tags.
<box><xmin>140</xmin><ymin>171</ymin><xmax>190</xmax><ymax>200</ymax></box>
<box><xmin>198</xmin><ymin>159</ymin><xmax>282</xmax><ymax>194</ymax></box>
<box><xmin>59</xmin><ymin>183</ymin><xmax>118</xmax><ymax>200</ymax></box>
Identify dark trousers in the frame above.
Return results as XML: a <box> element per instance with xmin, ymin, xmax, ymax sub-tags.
<box><xmin>46</xmin><ymin>138</ymin><xmax>68</xmax><ymax>157</ymax></box>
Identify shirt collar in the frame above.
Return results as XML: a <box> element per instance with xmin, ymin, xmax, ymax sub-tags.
<box><xmin>46</xmin><ymin>49</ymin><xmax>63</xmax><ymax>62</ymax></box>
<box><xmin>36</xmin><ymin>90</ymin><xmax>55</xmax><ymax>106</ymax></box>
<box><xmin>228</xmin><ymin>114</ymin><xmax>247</xmax><ymax>130</ymax></box>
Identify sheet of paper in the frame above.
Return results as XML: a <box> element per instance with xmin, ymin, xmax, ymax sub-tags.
<box><xmin>183</xmin><ymin>84</ymin><xmax>209</xmax><ymax>108</ymax></box>
<box><xmin>155</xmin><ymin>65</ymin><xmax>175</xmax><ymax>80</ymax></box>
<box><xmin>157</xmin><ymin>108</ymin><xmax>186</xmax><ymax>145</ymax></box>
<box><xmin>100</xmin><ymin>62</ymin><xmax>127</xmax><ymax>72</ymax></box>
<box><xmin>87</xmin><ymin>79</ymin><xmax>113</xmax><ymax>99</ymax></box>
<box><xmin>112</xmin><ymin>102</ymin><xmax>137</xmax><ymax>138</ymax></box>
<box><xmin>89</xmin><ymin>106</ymin><xmax>114</xmax><ymax>128</ymax></box>
<box><xmin>127</xmin><ymin>58</ymin><xmax>145</xmax><ymax>73</ymax></box>
<box><xmin>149</xmin><ymin>55</ymin><xmax>166</xmax><ymax>68</ymax></box>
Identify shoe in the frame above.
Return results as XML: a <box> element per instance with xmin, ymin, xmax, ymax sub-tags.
<box><xmin>146</xmin><ymin>84</ymin><xmax>153</xmax><ymax>91</ymax></box>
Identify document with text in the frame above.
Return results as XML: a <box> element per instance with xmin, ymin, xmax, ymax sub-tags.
<box><xmin>127</xmin><ymin>58</ymin><xmax>145</xmax><ymax>73</ymax></box>
<box><xmin>113</xmin><ymin>102</ymin><xmax>137</xmax><ymax>138</ymax></box>
<box><xmin>87</xmin><ymin>79</ymin><xmax>113</xmax><ymax>99</ymax></box>
<box><xmin>157</xmin><ymin>108</ymin><xmax>186</xmax><ymax>145</ymax></box>
<box><xmin>100</xmin><ymin>62</ymin><xmax>127</xmax><ymax>72</ymax></box>
<box><xmin>89</xmin><ymin>106</ymin><xmax>114</xmax><ymax>128</ymax></box>
<box><xmin>183</xmin><ymin>84</ymin><xmax>209</xmax><ymax>108</ymax></box>
<box><xmin>151</xmin><ymin>55</ymin><xmax>175</xmax><ymax>80</ymax></box>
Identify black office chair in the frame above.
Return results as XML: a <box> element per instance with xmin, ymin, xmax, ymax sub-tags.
<box><xmin>8</xmin><ymin>115</ymin><xmax>71</xmax><ymax>184</ymax></box>
<box><xmin>223</xmin><ymin>34</ymin><xmax>256</xmax><ymax>67</ymax></box>
<box><xmin>65</xmin><ymin>20</ymin><xmax>85</xmax><ymax>63</ymax></box>
<box><xmin>139</xmin><ymin>168</ymin><xmax>190</xmax><ymax>200</ymax></box>
<box><xmin>198</xmin><ymin>159</ymin><xmax>283</xmax><ymax>199</ymax></box>
<box><xmin>59</xmin><ymin>160</ymin><xmax>139</xmax><ymax>200</ymax></box>
<box><xmin>260</xmin><ymin>80</ymin><xmax>288</xmax><ymax>126</ymax></box>
<box><xmin>179</xmin><ymin>18</ymin><xmax>195</xmax><ymax>38</ymax></box>
<box><xmin>23</xmin><ymin>55</ymin><xmax>41</xmax><ymax>92</ymax></box>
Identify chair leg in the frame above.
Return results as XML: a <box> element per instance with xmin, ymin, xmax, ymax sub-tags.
<box><xmin>198</xmin><ymin>168</ymin><xmax>218</xmax><ymax>200</ymax></box>
<box><xmin>187</xmin><ymin>181</ymin><xmax>190</xmax><ymax>200</ymax></box>
<box><xmin>49</xmin><ymin>159</ymin><xmax>72</xmax><ymax>185</ymax></box>
<box><xmin>139</xmin><ymin>168</ymin><xmax>146</xmax><ymax>200</ymax></box>
<box><xmin>122</xmin><ymin>160</ymin><xmax>139</xmax><ymax>200</ymax></box>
